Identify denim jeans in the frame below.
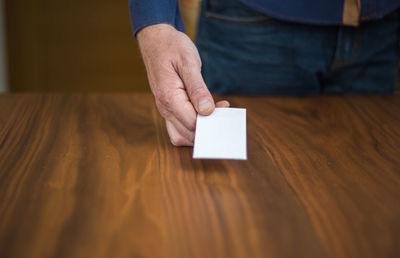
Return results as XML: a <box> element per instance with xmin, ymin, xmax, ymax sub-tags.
<box><xmin>196</xmin><ymin>0</ymin><xmax>400</xmax><ymax>95</ymax></box>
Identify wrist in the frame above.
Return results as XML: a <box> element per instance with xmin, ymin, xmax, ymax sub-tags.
<box><xmin>137</xmin><ymin>23</ymin><xmax>176</xmax><ymax>43</ymax></box>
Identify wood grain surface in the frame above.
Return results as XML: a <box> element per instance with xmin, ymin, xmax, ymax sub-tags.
<box><xmin>0</xmin><ymin>94</ymin><xmax>399</xmax><ymax>258</ymax></box>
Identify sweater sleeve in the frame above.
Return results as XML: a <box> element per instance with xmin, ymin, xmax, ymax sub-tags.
<box><xmin>129</xmin><ymin>0</ymin><xmax>185</xmax><ymax>37</ymax></box>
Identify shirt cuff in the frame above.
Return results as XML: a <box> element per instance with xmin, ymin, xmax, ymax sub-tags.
<box><xmin>129</xmin><ymin>0</ymin><xmax>185</xmax><ymax>37</ymax></box>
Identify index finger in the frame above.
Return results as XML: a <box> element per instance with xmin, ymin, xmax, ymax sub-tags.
<box><xmin>169</xmin><ymin>88</ymin><xmax>197</xmax><ymax>131</ymax></box>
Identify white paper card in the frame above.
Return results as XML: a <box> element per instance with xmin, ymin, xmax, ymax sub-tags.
<box><xmin>193</xmin><ymin>108</ymin><xmax>247</xmax><ymax>160</ymax></box>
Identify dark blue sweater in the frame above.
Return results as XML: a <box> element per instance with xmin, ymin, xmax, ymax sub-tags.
<box><xmin>129</xmin><ymin>0</ymin><xmax>400</xmax><ymax>36</ymax></box>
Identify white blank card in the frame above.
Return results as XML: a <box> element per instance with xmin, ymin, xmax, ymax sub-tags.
<box><xmin>193</xmin><ymin>108</ymin><xmax>247</xmax><ymax>160</ymax></box>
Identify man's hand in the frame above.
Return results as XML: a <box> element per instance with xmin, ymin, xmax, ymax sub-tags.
<box><xmin>137</xmin><ymin>24</ymin><xmax>229</xmax><ymax>146</ymax></box>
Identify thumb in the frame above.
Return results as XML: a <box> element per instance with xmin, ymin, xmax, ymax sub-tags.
<box><xmin>178</xmin><ymin>61</ymin><xmax>215</xmax><ymax>115</ymax></box>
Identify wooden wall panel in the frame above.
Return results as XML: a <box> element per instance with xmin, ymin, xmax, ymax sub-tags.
<box><xmin>5</xmin><ymin>0</ymin><xmax>149</xmax><ymax>92</ymax></box>
<box><xmin>5</xmin><ymin>0</ymin><xmax>201</xmax><ymax>92</ymax></box>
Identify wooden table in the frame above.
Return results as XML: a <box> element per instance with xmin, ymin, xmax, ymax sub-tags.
<box><xmin>0</xmin><ymin>94</ymin><xmax>399</xmax><ymax>258</ymax></box>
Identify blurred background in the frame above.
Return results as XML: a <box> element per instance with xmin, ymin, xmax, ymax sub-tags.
<box><xmin>0</xmin><ymin>0</ymin><xmax>398</xmax><ymax>93</ymax></box>
<box><xmin>0</xmin><ymin>0</ymin><xmax>200</xmax><ymax>93</ymax></box>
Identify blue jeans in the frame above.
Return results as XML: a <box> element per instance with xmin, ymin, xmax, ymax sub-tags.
<box><xmin>196</xmin><ymin>0</ymin><xmax>400</xmax><ymax>95</ymax></box>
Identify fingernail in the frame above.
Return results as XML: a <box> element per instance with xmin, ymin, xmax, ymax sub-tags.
<box><xmin>198</xmin><ymin>99</ymin><xmax>212</xmax><ymax>112</ymax></box>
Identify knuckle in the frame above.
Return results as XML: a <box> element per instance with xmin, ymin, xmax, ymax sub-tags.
<box><xmin>182</xmin><ymin>56</ymin><xmax>197</xmax><ymax>67</ymax></box>
<box><xmin>156</xmin><ymin>88</ymin><xmax>175</xmax><ymax>109</ymax></box>
<box><xmin>170</xmin><ymin>135</ymin><xmax>186</xmax><ymax>146</ymax></box>
<box><xmin>155</xmin><ymin>102</ymin><xmax>170</xmax><ymax>119</ymax></box>
<box><xmin>165</xmin><ymin>90</ymin><xmax>176</xmax><ymax>107</ymax></box>
<box><xmin>155</xmin><ymin>97</ymin><xmax>175</xmax><ymax>120</ymax></box>
<box><xmin>189</xmin><ymin>85</ymin><xmax>207</xmax><ymax>99</ymax></box>
<box><xmin>180</xmin><ymin>56</ymin><xmax>200</xmax><ymax>72</ymax></box>
<box><xmin>153</xmin><ymin>88</ymin><xmax>166</xmax><ymax>105</ymax></box>
<box><xmin>178</xmin><ymin>64</ymin><xmax>192</xmax><ymax>78</ymax></box>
